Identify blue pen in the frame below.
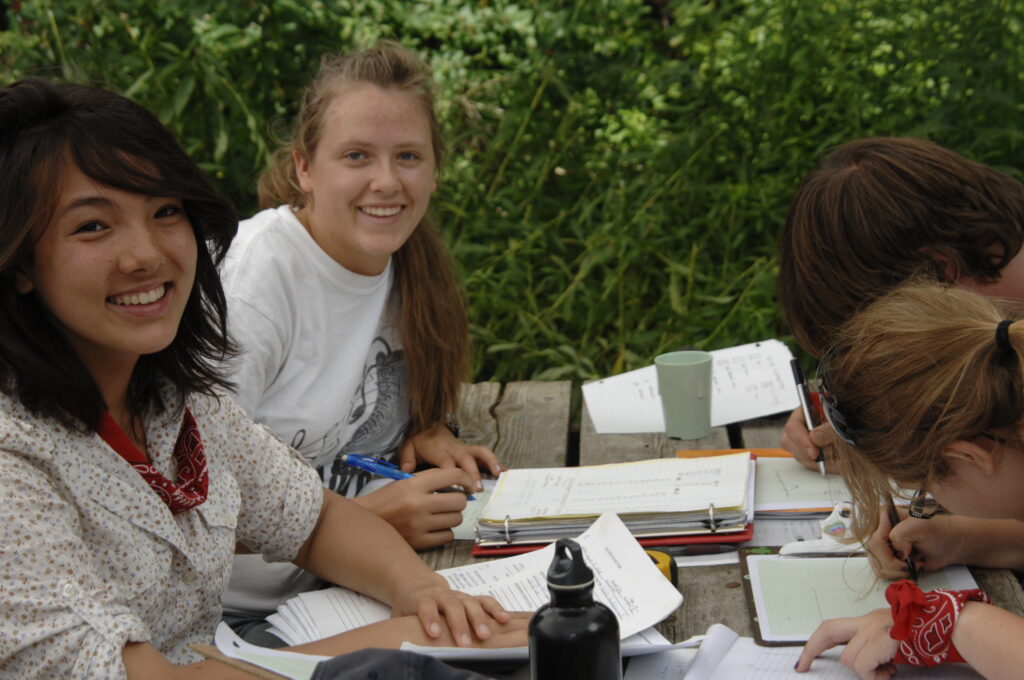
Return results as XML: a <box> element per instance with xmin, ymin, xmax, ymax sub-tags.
<box><xmin>341</xmin><ymin>454</ymin><xmax>475</xmax><ymax>500</ymax></box>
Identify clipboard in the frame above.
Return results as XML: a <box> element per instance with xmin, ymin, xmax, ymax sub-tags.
<box><xmin>738</xmin><ymin>547</ymin><xmax>983</xmax><ymax>647</ymax></box>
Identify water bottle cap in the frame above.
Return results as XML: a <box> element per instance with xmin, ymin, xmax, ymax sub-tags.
<box><xmin>546</xmin><ymin>538</ymin><xmax>594</xmax><ymax>589</ymax></box>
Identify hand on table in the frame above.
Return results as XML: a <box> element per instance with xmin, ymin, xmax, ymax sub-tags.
<box><xmin>780</xmin><ymin>407</ymin><xmax>839</xmax><ymax>473</ymax></box>
<box><xmin>796</xmin><ymin>608</ymin><xmax>899</xmax><ymax>679</ymax></box>
<box><xmin>391</xmin><ymin>574</ymin><xmax>515</xmax><ymax>647</ymax></box>
<box><xmin>399</xmin><ymin>422</ymin><xmax>504</xmax><ymax>492</ymax></box>
<box><xmin>353</xmin><ymin>467</ymin><xmax>474</xmax><ymax>549</ymax></box>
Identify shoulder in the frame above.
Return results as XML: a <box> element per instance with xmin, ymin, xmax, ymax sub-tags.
<box><xmin>220</xmin><ymin>206</ymin><xmax>310</xmax><ymax>289</ymax></box>
<box><xmin>0</xmin><ymin>392</ymin><xmax>68</xmax><ymax>464</ymax></box>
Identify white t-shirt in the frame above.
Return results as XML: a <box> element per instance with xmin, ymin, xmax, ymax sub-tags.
<box><xmin>219</xmin><ymin>205</ymin><xmax>410</xmax><ymax>617</ymax></box>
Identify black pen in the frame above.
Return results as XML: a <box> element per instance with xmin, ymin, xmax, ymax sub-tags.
<box><xmin>885</xmin><ymin>495</ymin><xmax>918</xmax><ymax>581</ymax></box>
<box><xmin>790</xmin><ymin>358</ymin><xmax>826</xmax><ymax>476</ymax></box>
<box><xmin>655</xmin><ymin>543</ymin><xmax>738</xmax><ymax>556</ymax></box>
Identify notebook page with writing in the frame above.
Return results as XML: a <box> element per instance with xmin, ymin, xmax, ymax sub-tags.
<box><xmin>582</xmin><ymin>339</ymin><xmax>799</xmax><ymax>434</ymax></box>
<box><xmin>481</xmin><ymin>453</ymin><xmax>750</xmax><ymax>521</ymax></box>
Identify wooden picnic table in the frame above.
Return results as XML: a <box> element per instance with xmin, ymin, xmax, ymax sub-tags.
<box><xmin>424</xmin><ymin>380</ymin><xmax>1024</xmax><ymax>646</ymax></box>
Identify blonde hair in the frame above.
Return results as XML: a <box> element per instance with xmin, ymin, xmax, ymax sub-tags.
<box><xmin>825</xmin><ymin>280</ymin><xmax>1024</xmax><ymax>540</ymax></box>
<box><xmin>258</xmin><ymin>41</ymin><xmax>466</xmax><ymax>435</ymax></box>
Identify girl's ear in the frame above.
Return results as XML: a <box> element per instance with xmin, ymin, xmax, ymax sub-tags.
<box><xmin>13</xmin><ymin>270</ymin><xmax>34</xmax><ymax>295</ymax></box>
<box><xmin>919</xmin><ymin>247</ymin><xmax>961</xmax><ymax>283</ymax></box>
<box><xmin>293</xmin><ymin>149</ymin><xmax>313</xmax><ymax>194</ymax></box>
<box><xmin>943</xmin><ymin>439</ymin><xmax>998</xmax><ymax>477</ymax></box>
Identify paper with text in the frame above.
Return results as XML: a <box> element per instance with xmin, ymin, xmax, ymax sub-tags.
<box><xmin>481</xmin><ymin>454</ymin><xmax>749</xmax><ymax>522</ymax></box>
<box><xmin>271</xmin><ymin>513</ymin><xmax>683</xmax><ymax>652</ymax></box>
<box><xmin>745</xmin><ymin>555</ymin><xmax>978</xmax><ymax>642</ymax></box>
<box><xmin>755</xmin><ymin>459</ymin><xmax>849</xmax><ymax>513</ymax></box>
<box><xmin>582</xmin><ymin>339</ymin><xmax>798</xmax><ymax>434</ymax></box>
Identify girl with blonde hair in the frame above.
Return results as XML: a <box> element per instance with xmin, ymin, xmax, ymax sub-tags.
<box><xmin>220</xmin><ymin>42</ymin><xmax>503</xmax><ymax>639</ymax></box>
<box><xmin>796</xmin><ymin>280</ymin><xmax>1024</xmax><ymax>679</ymax></box>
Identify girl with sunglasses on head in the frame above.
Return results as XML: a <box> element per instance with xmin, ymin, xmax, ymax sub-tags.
<box><xmin>796</xmin><ymin>280</ymin><xmax>1024</xmax><ymax>680</ymax></box>
<box><xmin>0</xmin><ymin>77</ymin><xmax>525</xmax><ymax>679</ymax></box>
<box><xmin>778</xmin><ymin>137</ymin><xmax>1024</xmax><ymax>472</ymax></box>
<box><xmin>219</xmin><ymin>41</ymin><xmax>505</xmax><ymax>642</ymax></box>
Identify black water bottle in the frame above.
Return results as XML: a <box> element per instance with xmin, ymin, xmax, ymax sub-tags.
<box><xmin>529</xmin><ymin>538</ymin><xmax>621</xmax><ymax>680</ymax></box>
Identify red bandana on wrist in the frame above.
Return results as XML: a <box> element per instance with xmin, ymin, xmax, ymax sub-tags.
<box><xmin>97</xmin><ymin>409</ymin><xmax>209</xmax><ymax>514</ymax></box>
<box><xmin>886</xmin><ymin>578</ymin><xmax>990</xmax><ymax>666</ymax></box>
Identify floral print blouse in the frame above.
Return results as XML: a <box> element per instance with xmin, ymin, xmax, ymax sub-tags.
<box><xmin>0</xmin><ymin>390</ymin><xmax>322</xmax><ymax>678</ymax></box>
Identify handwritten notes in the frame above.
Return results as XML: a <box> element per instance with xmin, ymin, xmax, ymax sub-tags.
<box><xmin>582</xmin><ymin>339</ymin><xmax>799</xmax><ymax>434</ymax></box>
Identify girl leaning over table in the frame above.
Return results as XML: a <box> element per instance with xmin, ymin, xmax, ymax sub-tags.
<box><xmin>795</xmin><ymin>280</ymin><xmax>1024</xmax><ymax>680</ymax></box>
<box><xmin>0</xmin><ymin>77</ymin><xmax>526</xmax><ymax>679</ymax></box>
<box><xmin>219</xmin><ymin>41</ymin><xmax>504</xmax><ymax>640</ymax></box>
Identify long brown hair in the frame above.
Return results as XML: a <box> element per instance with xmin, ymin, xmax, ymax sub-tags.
<box><xmin>823</xmin><ymin>280</ymin><xmax>1024</xmax><ymax>541</ymax></box>
<box><xmin>778</xmin><ymin>137</ymin><xmax>1024</xmax><ymax>358</ymax></box>
<box><xmin>258</xmin><ymin>41</ymin><xmax>467</xmax><ymax>436</ymax></box>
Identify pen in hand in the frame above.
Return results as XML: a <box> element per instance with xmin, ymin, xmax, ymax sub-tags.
<box><xmin>340</xmin><ymin>454</ymin><xmax>476</xmax><ymax>500</ymax></box>
<box><xmin>885</xmin><ymin>495</ymin><xmax>918</xmax><ymax>581</ymax></box>
<box><xmin>790</xmin><ymin>358</ymin><xmax>826</xmax><ymax>476</ymax></box>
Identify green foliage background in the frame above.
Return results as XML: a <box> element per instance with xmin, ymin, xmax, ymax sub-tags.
<box><xmin>3</xmin><ymin>0</ymin><xmax>1022</xmax><ymax>382</ymax></box>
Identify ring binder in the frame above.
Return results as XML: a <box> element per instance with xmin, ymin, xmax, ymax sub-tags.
<box><xmin>504</xmin><ymin>514</ymin><xmax>512</xmax><ymax>544</ymax></box>
<box><xmin>708</xmin><ymin>503</ymin><xmax>717</xmax><ymax>533</ymax></box>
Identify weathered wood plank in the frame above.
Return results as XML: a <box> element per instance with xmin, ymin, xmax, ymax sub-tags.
<box><xmin>421</xmin><ymin>381</ymin><xmax>571</xmax><ymax>571</ymax></box>
<box><xmin>659</xmin><ymin>565</ymin><xmax>753</xmax><ymax>640</ymax></box>
<box><xmin>579</xmin><ymin>401</ymin><xmax>730</xmax><ymax>466</ymax></box>
<box><xmin>494</xmin><ymin>381</ymin><xmax>572</xmax><ymax>469</ymax></box>
<box><xmin>455</xmin><ymin>381</ymin><xmax>502</xmax><ymax>451</ymax></box>
<box><xmin>737</xmin><ymin>414</ymin><xmax>788</xmax><ymax>449</ymax></box>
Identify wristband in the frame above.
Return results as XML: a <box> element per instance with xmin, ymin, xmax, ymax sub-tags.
<box><xmin>886</xmin><ymin>579</ymin><xmax>990</xmax><ymax>666</ymax></box>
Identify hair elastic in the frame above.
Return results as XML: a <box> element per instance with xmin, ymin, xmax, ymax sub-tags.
<box><xmin>996</xmin><ymin>319</ymin><xmax>1016</xmax><ymax>353</ymax></box>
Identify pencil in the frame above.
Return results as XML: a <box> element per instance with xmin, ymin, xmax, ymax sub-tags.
<box><xmin>884</xmin><ymin>496</ymin><xmax>918</xmax><ymax>581</ymax></box>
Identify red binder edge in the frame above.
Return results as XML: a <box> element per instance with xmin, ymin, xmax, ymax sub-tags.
<box><xmin>470</xmin><ymin>522</ymin><xmax>754</xmax><ymax>557</ymax></box>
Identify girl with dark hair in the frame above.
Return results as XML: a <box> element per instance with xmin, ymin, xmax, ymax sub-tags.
<box><xmin>0</xmin><ymin>77</ymin><xmax>525</xmax><ymax>678</ymax></box>
<box><xmin>796</xmin><ymin>281</ymin><xmax>1024</xmax><ymax>679</ymax></box>
<box><xmin>778</xmin><ymin>137</ymin><xmax>1024</xmax><ymax>472</ymax></box>
<box><xmin>220</xmin><ymin>41</ymin><xmax>503</xmax><ymax>635</ymax></box>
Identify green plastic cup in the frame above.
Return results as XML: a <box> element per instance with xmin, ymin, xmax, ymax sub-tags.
<box><xmin>654</xmin><ymin>351</ymin><xmax>713</xmax><ymax>440</ymax></box>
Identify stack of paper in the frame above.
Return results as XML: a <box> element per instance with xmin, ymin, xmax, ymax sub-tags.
<box><xmin>475</xmin><ymin>453</ymin><xmax>753</xmax><ymax>547</ymax></box>
<box><xmin>268</xmin><ymin>513</ymin><xmax>684</xmax><ymax>660</ymax></box>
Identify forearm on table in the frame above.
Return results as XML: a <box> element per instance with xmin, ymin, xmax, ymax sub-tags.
<box><xmin>293</xmin><ymin>489</ymin><xmax>442</xmax><ymax>605</ymax></box>
<box><xmin>124</xmin><ymin>621</ymin><xmax>424</xmax><ymax>679</ymax></box>
<box><xmin>950</xmin><ymin>517</ymin><xmax>1024</xmax><ymax>568</ymax></box>
<box><xmin>952</xmin><ymin>601</ymin><xmax>1024</xmax><ymax>680</ymax></box>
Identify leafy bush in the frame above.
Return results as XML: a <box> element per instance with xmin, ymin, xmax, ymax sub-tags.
<box><xmin>3</xmin><ymin>0</ymin><xmax>1022</xmax><ymax>381</ymax></box>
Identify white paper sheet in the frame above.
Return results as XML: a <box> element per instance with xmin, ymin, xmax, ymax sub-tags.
<box><xmin>582</xmin><ymin>339</ymin><xmax>799</xmax><ymax>434</ymax></box>
<box><xmin>624</xmin><ymin>623</ymin><xmax>984</xmax><ymax>680</ymax></box>
<box><xmin>213</xmin><ymin>623</ymin><xmax>328</xmax><ymax>680</ymax></box>
<box><xmin>272</xmin><ymin>513</ymin><xmax>683</xmax><ymax>655</ymax></box>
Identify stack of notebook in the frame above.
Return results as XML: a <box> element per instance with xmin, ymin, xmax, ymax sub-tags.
<box><xmin>473</xmin><ymin>451</ymin><xmax>754</xmax><ymax>555</ymax></box>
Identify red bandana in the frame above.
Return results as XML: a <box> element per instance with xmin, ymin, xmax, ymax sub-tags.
<box><xmin>97</xmin><ymin>409</ymin><xmax>209</xmax><ymax>514</ymax></box>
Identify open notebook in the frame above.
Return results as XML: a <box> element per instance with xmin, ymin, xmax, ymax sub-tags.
<box><xmin>473</xmin><ymin>452</ymin><xmax>754</xmax><ymax>554</ymax></box>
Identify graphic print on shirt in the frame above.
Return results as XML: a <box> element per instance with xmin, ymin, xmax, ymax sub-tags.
<box><xmin>323</xmin><ymin>336</ymin><xmax>409</xmax><ymax>496</ymax></box>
